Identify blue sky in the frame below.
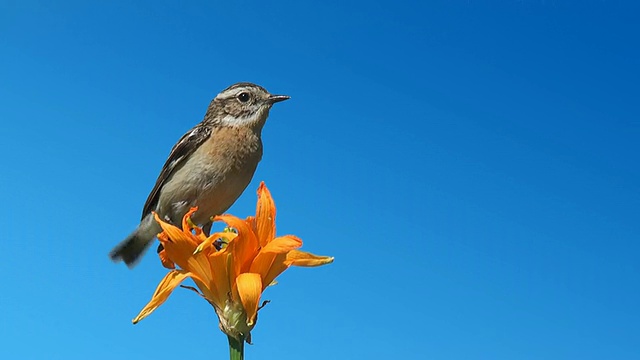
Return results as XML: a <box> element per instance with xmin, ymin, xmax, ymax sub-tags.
<box><xmin>1</xmin><ymin>1</ymin><xmax>639</xmax><ymax>359</ymax></box>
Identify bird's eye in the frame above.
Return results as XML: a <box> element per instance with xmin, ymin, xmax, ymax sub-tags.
<box><xmin>237</xmin><ymin>92</ymin><xmax>251</xmax><ymax>103</ymax></box>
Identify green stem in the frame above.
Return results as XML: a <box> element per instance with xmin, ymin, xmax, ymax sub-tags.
<box><xmin>228</xmin><ymin>335</ymin><xmax>244</xmax><ymax>360</ymax></box>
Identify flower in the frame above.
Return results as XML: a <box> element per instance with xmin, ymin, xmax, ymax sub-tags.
<box><xmin>132</xmin><ymin>182</ymin><xmax>333</xmax><ymax>343</ymax></box>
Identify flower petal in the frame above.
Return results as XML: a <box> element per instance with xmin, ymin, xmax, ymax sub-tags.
<box><xmin>215</xmin><ymin>214</ymin><xmax>259</xmax><ymax>278</ymax></box>
<box><xmin>255</xmin><ymin>182</ymin><xmax>276</xmax><ymax>247</ymax></box>
<box><xmin>154</xmin><ymin>213</ymin><xmax>213</xmax><ymax>281</ymax></box>
<box><xmin>286</xmin><ymin>250</ymin><xmax>335</xmax><ymax>267</ymax></box>
<box><xmin>246</xmin><ymin>216</ymin><xmax>256</xmax><ymax>233</ymax></box>
<box><xmin>208</xmin><ymin>250</ymin><xmax>231</xmax><ymax>308</ymax></box>
<box><xmin>181</xmin><ymin>207</ymin><xmax>199</xmax><ymax>234</ymax></box>
<box><xmin>250</xmin><ymin>252</ymin><xmax>290</xmax><ymax>290</ymax></box>
<box><xmin>158</xmin><ymin>248</ymin><xmax>175</xmax><ymax>269</ymax></box>
<box><xmin>262</xmin><ymin>253</ymin><xmax>290</xmax><ymax>288</ymax></box>
<box><xmin>193</xmin><ymin>232</ymin><xmax>237</xmax><ymax>255</ymax></box>
<box><xmin>153</xmin><ymin>212</ymin><xmax>198</xmax><ymax>249</ymax></box>
<box><xmin>260</xmin><ymin>235</ymin><xmax>302</xmax><ymax>254</ymax></box>
<box><xmin>191</xmin><ymin>277</ymin><xmax>216</xmax><ymax>307</ymax></box>
<box><xmin>132</xmin><ymin>270</ymin><xmax>190</xmax><ymax>324</ymax></box>
<box><xmin>248</xmin><ymin>236</ymin><xmax>301</xmax><ymax>288</ymax></box>
<box><xmin>236</xmin><ymin>273</ymin><xmax>262</xmax><ymax>326</ymax></box>
<box><xmin>214</xmin><ymin>215</ymin><xmax>257</xmax><ymax>247</ymax></box>
<box><xmin>187</xmin><ymin>252</ymin><xmax>214</xmax><ymax>289</ymax></box>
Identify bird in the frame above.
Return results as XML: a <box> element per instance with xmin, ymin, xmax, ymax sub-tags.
<box><xmin>109</xmin><ymin>82</ymin><xmax>290</xmax><ymax>267</ymax></box>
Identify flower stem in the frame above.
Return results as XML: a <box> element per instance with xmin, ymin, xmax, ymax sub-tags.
<box><xmin>228</xmin><ymin>335</ymin><xmax>244</xmax><ymax>360</ymax></box>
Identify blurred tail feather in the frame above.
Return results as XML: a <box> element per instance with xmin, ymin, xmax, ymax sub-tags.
<box><xmin>109</xmin><ymin>233</ymin><xmax>152</xmax><ymax>268</ymax></box>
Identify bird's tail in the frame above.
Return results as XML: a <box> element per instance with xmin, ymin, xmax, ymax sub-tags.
<box><xmin>109</xmin><ymin>215</ymin><xmax>160</xmax><ymax>268</ymax></box>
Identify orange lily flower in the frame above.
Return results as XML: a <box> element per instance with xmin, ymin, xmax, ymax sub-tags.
<box><xmin>132</xmin><ymin>182</ymin><xmax>333</xmax><ymax>343</ymax></box>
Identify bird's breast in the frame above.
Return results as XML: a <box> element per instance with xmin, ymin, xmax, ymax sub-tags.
<box><xmin>158</xmin><ymin>126</ymin><xmax>263</xmax><ymax>225</ymax></box>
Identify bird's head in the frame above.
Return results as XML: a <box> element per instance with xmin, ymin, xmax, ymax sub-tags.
<box><xmin>206</xmin><ymin>82</ymin><xmax>289</xmax><ymax>129</ymax></box>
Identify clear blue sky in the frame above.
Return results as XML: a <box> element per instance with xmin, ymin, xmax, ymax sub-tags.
<box><xmin>1</xmin><ymin>1</ymin><xmax>638</xmax><ymax>359</ymax></box>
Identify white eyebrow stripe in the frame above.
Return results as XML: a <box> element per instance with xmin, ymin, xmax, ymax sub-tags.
<box><xmin>216</xmin><ymin>87</ymin><xmax>249</xmax><ymax>100</ymax></box>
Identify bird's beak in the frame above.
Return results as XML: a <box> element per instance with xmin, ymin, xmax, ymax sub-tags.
<box><xmin>268</xmin><ymin>94</ymin><xmax>290</xmax><ymax>104</ymax></box>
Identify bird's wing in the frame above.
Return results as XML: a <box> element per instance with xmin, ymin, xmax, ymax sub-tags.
<box><xmin>141</xmin><ymin>124</ymin><xmax>212</xmax><ymax>220</ymax></box>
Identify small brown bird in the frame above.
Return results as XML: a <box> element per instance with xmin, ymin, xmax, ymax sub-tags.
<box><xmin>109</xmin><ymin>82</ymin><xmax>289</xmax><ymax>267</ymax></box>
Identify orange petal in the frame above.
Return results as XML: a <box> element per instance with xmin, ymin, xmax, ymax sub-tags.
<box><xmin>286</xmin><ymin>250</ymin><xmax>335</xmax><ymax>267</ymax></box>
<box><xmin>233</xmin><ymin>233</ymin><xmax>259</xmax><ymax>276</ymax></box>
<box><xmin>154</xmin><ymin>213</ymin><xmax>203</xmax><ymax>273</ymax></box>
<box><xmin>158</xmin><ymin>248</ymin><xmax>175</xmax><ymax>269</ymax></box>
<box><xmin>153</xmin><ymin>213</ymin><xmax>196</xmax><ymax>246</ymax></box>
<box><xmin>163</xmin><ymin>236</ymin><xmax>212</xmax><ymax>284</ymax></box>
<box><xmin>250</xmin><ymin>252</ymin><xmax>290</xmax><ymax>290</ymax></box>
<box><xmin>255</xmin><ymin>182</ymin><xmax>276</xmax><ymax>247</ymax></box>
<box><xmin>161</xmin><ymin>238</ymin><xmax>196</xmax><ymax>273</ymax></box>
<box><xmin>263</xmin><ymin>253</ymin><xmax>290</xmax><ymax>289</ymax></box>
<box><xmin>214</xmin><ymin>215</ymin><xmax>256</xmax><ymax>245</ymax></box>
<box><xmin>246</xmin><ymin>216</ymin><xmax>256</xmax><ymax>233</ymax></box>
<box><xmin>215</xmin><ymin>214</ymin><xmax>259</xmax><ymax>277</ymax></box>
<box><xmin>186</xmin><ymin>252</ymin><xmax>214</xmax><ymax>289</ymax></box>
<box><xmin>247</xmin><ymin>236</ymin><xmax>301</xmax><ymax>284</ymax></box>
<box><xmin>260</xmin><ymin>235</ymin><xmax>302</xmax><ymax>254</ymax></box>
<box><xmin>181</xmin><ymin>207</ymin><xmax>199</xmax><ymax>233</ymax></box>
<box><xmin>132</xmin><ymin>270</ymin><xmax>190</xmax><ymax>324</ymax></box>
<box><xmin>249</xmin><ymin>252</ymin><xmax>275</xmax><ymax>283</ymax></box>
<box><xmin>235</xmin><ymin>273</ymin><xmax>262</xmax><ymax>326</ymax></box>
<box><xmin>157</xmin><ymin>232</ymin><xmax>170</xmax><ymax>244</ymax></box>
<box><xmin>193</xmin><ymin>232</ymin><xmax>237</xmax><ymax>255</ymax></box>
<box><xmin>191</xmin><ymin>277</ymin><xmax>216</xmax><ymax>307</ymax></box>
<box><xmin>208</xmin><ymin>250</ymin><xmax>232</xmax><ymax>308</ymax></box>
